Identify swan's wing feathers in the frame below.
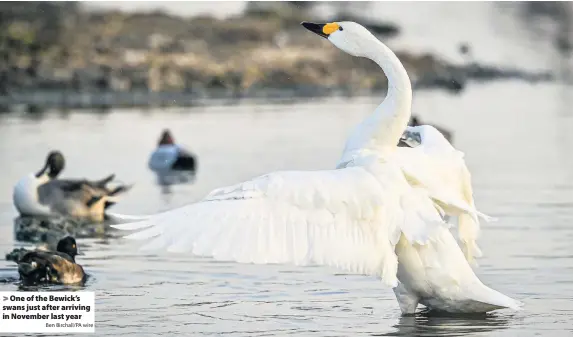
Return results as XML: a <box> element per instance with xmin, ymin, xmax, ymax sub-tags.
<box><xmin>394</xmin><ymin>148</ymin><xmax>491</xmax><ymax>219</ymax></box>
<box><xmin>457</xmin><ymin>163</ymin><xmax>484</xmax><ymax>265</ymax></box>
<box><xmin>112</xmin><ymin>167</ymin><xmax>445</xmax><ymax>287</ymax></box>
<box><xmin>393</xmin><ymin>146</ymin><xmax>496</xmax><ymax>265</ymax></box>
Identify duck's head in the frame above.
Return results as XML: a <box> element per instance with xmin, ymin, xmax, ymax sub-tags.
<box><xmin>158</xmin><ymin>129</ymin><xmax>174</xmax><ymax>146</ymax></box>
<box><xmin>56</xmin><ymin>236</ymin><xmax>83</xmax><ymax>259</ymax></box>
<box><xmin>36</xmin><ymin>151</ymin><xmax>65</xmax><ymax>179</ymax></box>
<box><xmin>301</xmin><ymin>21</ymin><xmax>379</xmax><ymax>58</ymax></box>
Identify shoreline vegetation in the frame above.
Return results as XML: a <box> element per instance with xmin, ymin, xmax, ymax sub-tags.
<box><xmin>0</xmin><ymin>2</ymin><xmax>556</xmax><ymax>113</ymax></box>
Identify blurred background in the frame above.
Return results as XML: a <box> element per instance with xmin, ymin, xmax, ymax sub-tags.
<box><xmin>0</xmin><ymin>2</ymin><xmax>572</xmax><ymax>336</ymax></box>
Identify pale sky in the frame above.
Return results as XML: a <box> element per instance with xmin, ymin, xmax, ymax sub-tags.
<box><xmin>84</xmin><ymin>1</ymin><xmax>247</xmax><ymax>18</ymax></box>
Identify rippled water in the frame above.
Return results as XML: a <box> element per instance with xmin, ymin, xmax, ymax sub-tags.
<box><xmin>1</xmin><ymin>80</ymin><xmax>573</xmax><ymax>336</ymax></box>
<box><xmin>1</xmin><ymin>2</ymin><xmax>573</xmax><ymax>334</ymax></box>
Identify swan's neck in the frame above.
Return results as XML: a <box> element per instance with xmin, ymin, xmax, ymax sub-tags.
<box><xmin>365</xmin><ymin>40</ymin><xmax>413</xmax><ymax>152</ymax></box>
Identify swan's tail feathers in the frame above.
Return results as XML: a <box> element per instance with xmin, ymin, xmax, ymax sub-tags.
<box><xmin>470</xmin><ymin>283</ymin><xmax>524</xmax><ymax>312</ymax></box>
<box><xmin>106</xmin><ymin>213</ymin><xmax>152</xmax><ymax>225</ymax></box>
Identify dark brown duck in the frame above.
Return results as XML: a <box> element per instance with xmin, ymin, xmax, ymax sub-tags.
<box><xmin>17</xmin><ymin>236</ymin><xmax>86</xmax><ymax>285</ymax></box>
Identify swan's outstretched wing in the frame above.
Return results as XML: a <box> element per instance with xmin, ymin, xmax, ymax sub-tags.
<box><xmin>392</xmin><ymin>130</ymin><xmax>494</xmax><ymax>265</ymax></box>
<box><xmin>112</xmin><ymin>165</ymin><xmax>446</xmax><ymax>287</ymax></box>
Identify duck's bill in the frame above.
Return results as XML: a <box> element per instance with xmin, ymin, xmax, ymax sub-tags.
<box><xmin>77</xmin><ymin>251</ymin><xmax>85</xmax><ymax>256</ymax></box>
<box><xmin>301</xmin><ymin>22</ymin><xmax>329</xmax><ymax>39</ymax></box>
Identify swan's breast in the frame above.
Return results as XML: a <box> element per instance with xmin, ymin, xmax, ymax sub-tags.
<box><xmin>395</xmin><ymin>228</ymin><xmax>479</xmax><ymax>302</ymax></box>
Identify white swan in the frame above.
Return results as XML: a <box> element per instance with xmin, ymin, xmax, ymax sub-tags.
<box><xmin>110</xmin><ymin>21</ymin><xmax>522</xmax><ymax>314</ymax></box>
<box><xmin>13</xmin><ymin>151</ymin><xmax>131</xmax><ymax>222</ymax></box>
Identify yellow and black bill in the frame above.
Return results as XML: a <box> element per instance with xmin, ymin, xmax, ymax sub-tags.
<box><xmin>301</xmin><ymin>21</ymin><xmax>341</xmax><ymax>39</ymax></box>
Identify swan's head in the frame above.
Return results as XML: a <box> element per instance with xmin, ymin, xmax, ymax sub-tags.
<box><xmin>301</xmin><ymin>21</ymin><xmax>379</xmax><ymax>58</ymax></box>
<box><xmin>36</xmin><ymin>150</ymin><xmax>65</xmax><ymax>179</ymax></box>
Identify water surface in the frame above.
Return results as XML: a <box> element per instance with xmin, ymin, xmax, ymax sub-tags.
<box><xmin>1</xmin><ymin>80</ymin><xmax>572</xmax><ymax>336</ymax></box>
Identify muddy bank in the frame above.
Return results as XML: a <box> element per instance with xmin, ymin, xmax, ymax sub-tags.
<box><xmin>0</xmin><ymin>2</ymin><xmax>556</xmax><ymax>111</ymax></box>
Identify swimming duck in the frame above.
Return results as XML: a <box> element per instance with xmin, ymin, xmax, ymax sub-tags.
<box><xmin>13</xmin><ymin>150</ymin><xmax>132</xmax><ymax>222</ymax></box>
<box><xmin>148</xmin><ymin>129</ymin><xmax>197</xmax><ymax>173</ymax></box>
<box><xmin>17</xmin><ymin>236</ymin><xmax>86</xmax><ymax>285</ymax></box>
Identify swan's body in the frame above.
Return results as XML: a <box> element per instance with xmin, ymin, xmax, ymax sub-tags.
<box><xmin>110</xmin><ymin>21</ymin><xmax>521</xmax><ymax>314</ymax></box>
<box><xmin>13</xmin><ymin>151</ymin><xmax>131</xmax><ymax>222</ymax></box>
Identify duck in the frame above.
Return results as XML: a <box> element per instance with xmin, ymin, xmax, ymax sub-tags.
<box><xmin>148</xmin><ymin>129</ymin><xmax>197</xmax><ymax>173</ymax></box>
<box><xmin>110</xmin><ymin>21</ymin><xmax>521</xmax><ymax>315</ymax></box>
<box><xmin>13</xmin><ymin>150</ymin><xmax>132</xmax><ymax>223</ymax></box>
<box><xmin>17</xmin><ymin>236</ymin><xmax>86</xmax><ymax>285</ymax></box>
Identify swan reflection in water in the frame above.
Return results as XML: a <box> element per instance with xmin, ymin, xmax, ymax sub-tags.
<box><xmin>378</xmin><ymin>311</ymin><xmax>513</xmax><ymax>336</ymax></box>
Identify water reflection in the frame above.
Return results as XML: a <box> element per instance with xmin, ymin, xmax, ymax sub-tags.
<box><xmin>12</xmin><ymin>215</ymin><xmax>119</xmax><ymax>246</ymax></box>
<box><xmin>379</xmin><ymin>312</ymin><xmax>512</xmax><ymax>336</ymax></box>
<box><xmin>17</xmin><ymin>283</ymin><xmax>87</xmax><ymax>292</ymax></box>
<box><xmin>153</xmin><ymin>171</ymin><xmax>197</xmax><ymax>196</ymax></box>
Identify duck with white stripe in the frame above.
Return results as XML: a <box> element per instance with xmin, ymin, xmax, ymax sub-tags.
<box><xmin>13</xmin><ymin>150</ymin><xmax>132</xmax><ymax>223</ymax></box>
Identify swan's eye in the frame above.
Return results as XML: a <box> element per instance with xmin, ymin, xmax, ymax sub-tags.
<box><xmin>339</xmin><ymin>27</ymin><xmax>344</xmax><ymax>31</ymax></box>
